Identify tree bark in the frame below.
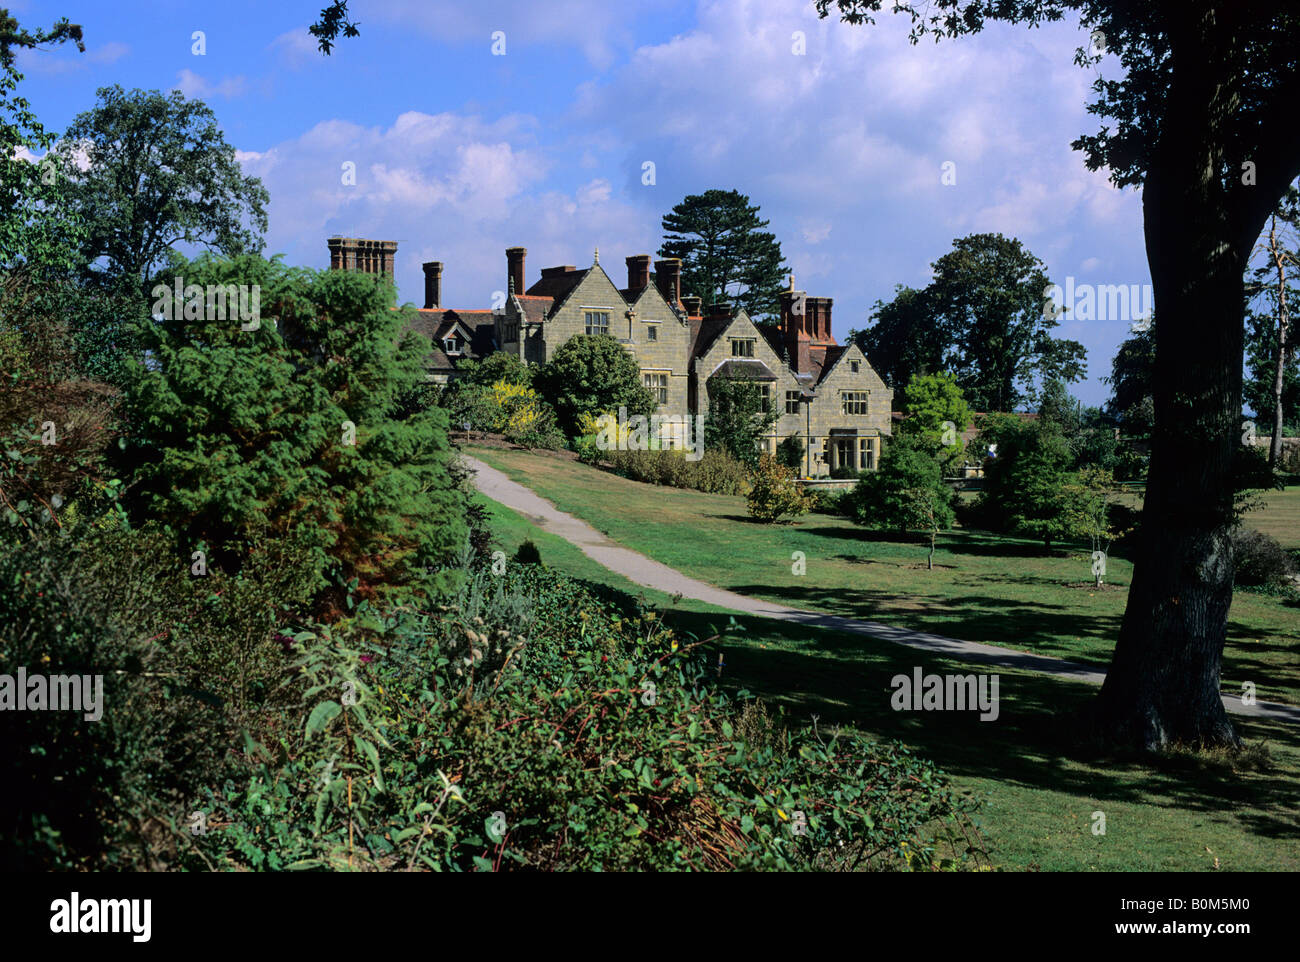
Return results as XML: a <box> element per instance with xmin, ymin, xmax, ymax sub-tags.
<box><xmin>1093</xmin><ymin>12</ymin><xmax>1252</xmax><ymax>750</ymax></box>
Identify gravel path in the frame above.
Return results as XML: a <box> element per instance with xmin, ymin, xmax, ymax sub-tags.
<box><xmin>466</xmin><ymin>455</ymin><xmax>1300</xmax><ymax>725</ymax></box>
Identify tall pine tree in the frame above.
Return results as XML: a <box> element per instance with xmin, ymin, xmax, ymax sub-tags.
<box><xmin>658</xmin><ymin>189</ymin><xmax>788</xmax><ymax>322</ymax></box>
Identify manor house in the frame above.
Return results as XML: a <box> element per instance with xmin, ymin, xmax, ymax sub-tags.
<box><xmin>327</xmin><ymin>236</ymin><xmax>892</xmax><ymax>476</ymax></box>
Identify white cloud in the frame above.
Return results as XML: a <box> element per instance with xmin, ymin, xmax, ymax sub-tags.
<box><xmin>241</xmin><ymin>109</ymin><xmax>661</xmax><ymax>306</ymax></box>
<box><xmin>15</xmin><ymin>39</ymin><xmax>129</xmax><ymax>74</ymax></box>
<box><xmin>268</xmin><ymin>28</ymin><xmax>320</xmax><ymax>68</ymax></box>
<box><xmin>175</xmin><ymin>69</ymin><xmax>250</xmax><ymax>100</ymax></box>
<box><xmin>800</xmin><ymin>221</ymin><xmax>832</xmax><ymax>244</ymax></box>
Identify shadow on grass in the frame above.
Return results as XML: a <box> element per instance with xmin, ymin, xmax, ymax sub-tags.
<box><xmin>725</xmin><ymin>581</ymin><xmax>1113</xmax><ymax>660</ymax></box>
<box><xmin>659</xmin><ymin>606</ymin><xmax>1300</xmax><ymax>844</ymax></box>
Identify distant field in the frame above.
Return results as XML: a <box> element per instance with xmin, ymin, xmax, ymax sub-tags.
<box><xmin>467</xmin><ymin>445</ymin><xmax>1300</xmax><ymax>705</ymax></box>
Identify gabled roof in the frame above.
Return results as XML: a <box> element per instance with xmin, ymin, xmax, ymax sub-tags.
<box><xmin>811</xmin><ymin>345</ymin><xmax>848</xmax><ymax>385</ymax></box>
<box><xmin>407</xmin><ymin>308</ymin><xmax>496</xmax><ymax>363</ymax></box>
<box><xmin>525</xmin><ymin>268</ymin><xmax>588</xmax><ymax>303</ymax></box>
<box><xmin>512</xmin><ymin>294</ymin><xmax>552</xmax><ymax>325</ymax></box>
<box><xmin>710</xmin><ymin>359</ymin><xmax>778</xmax><ymax>381</ymax></box>
<box><xmin>467</xmin><ymin>321</ymin><xmax>497</xmax><ymax>356</ymax></box>
<box><xmin>410</xmin><ymin>307</ymin><xmax>493</xmax><ymax>337</ymax></box>
<box><xmin>689</xmin><ymin>315</ymin><xmax>733</xmax><ymax>360</ymax></box>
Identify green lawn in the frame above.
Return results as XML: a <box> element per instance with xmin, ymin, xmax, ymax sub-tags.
<box><xmin>468</xmin><ymin>446</ymin><xmax>1300</xmax><ymax>705</ymax></box>
<box><xmin>1246</xmin><ymin>486</ymin><xmax>1300</xmax><ymax>548</ymax></box>
<box><xmin>477</xmin><ymin>488</ymin><xmax>1300</xmax><ymax>871</ymax></box>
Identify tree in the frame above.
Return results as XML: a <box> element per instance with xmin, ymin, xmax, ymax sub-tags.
<box><xmin>533</xmin><ymin>334</ymin><xmax>657</xmax><ymax>436</ymax></box>
<box><xmin>898</xmin><ymin>371</ymin><xmax>972</xmax><ymax>471</ymax></box>
<box><xmin>1061</xmin><ymin>467</ymin><xmax>1130</xmax><ymax>587</ymax></box>
<box><xmin>850</xmin><ymin>434</ymin><xmax>954</xmax><ymax>568</ymax></box>
<box><xmin>658</xmin><ymin>189</ymin><xmax>789</xmax><ymax>322</ymax></box>
<box><xmin>852</xmin><ymin>285</ymin><xmax>943</xmax><ymax>391</ymax></box>
<box><xmin>777</xmin><ymin>432</ymin><xmax>805</xmax><ymax>472</ymax></box>
<box><xmin>309</xmin><ymin>1</ymin><xmax>360</xmax><ymax>54</ymax></box>
<box><xmin>0</xmin><ymin>10</ymin><xmax>82</xmax><ymax>67</ymax></box>
<box><xmin>1005</xmin><ymin>435</ymin><xmax>1073</xmax><ymax>549</ymax></box>
<box><xmin>1244</xmin><ymin>184</ymin><xmax>1300</xmax><ymax>461</ymax></box>
<box><xmin>704</xmin><ymin>376</ymin><xmax>778</xmax><ymax>469</ymax></box>
<box><xmin>975</xmin><ymin>413</ymin><xmax>1072</xmax><ymax>548</ymax></box>
<box><xmin>452</xmin><ymin>351</ymin><xmax>532</xmax><ymax>389</ymax></box>
<box><xmin>818</xmin><ymin>0</ymin><xmax>1300</xmax><ymax>751</ymax></box>
<box><xmin>929</xmin><ymin>234</ymin><xmax>1086</xmax><ymax>412</ymax></box>
<box><xmin>53</xmin><ymin>86</ymin><xmax>269</xmax><ymax>293</ymax></box>
<box><xmin>1103</xmin><ymin>321</ymin><xmax>1156</xmax><ymax>439</ymax></box>
<box><xmin>852</xmin><ymin>235</ymin><xmax>1086</xmax><ymax>411</ymax></box>
<box><xmin>117</xmin><ymin>254</ymin><xmax>466</xmax><ymax>609</ymax></box>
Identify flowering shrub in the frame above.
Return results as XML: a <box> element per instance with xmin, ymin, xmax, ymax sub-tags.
<box><xmin>746</xmin><ymin>453</ymin><xmax>814</xmax><ymax>523</ymax></box>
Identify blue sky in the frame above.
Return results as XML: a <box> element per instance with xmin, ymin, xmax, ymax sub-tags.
<box><xmin>15</xmin><ymin>0</ymin><xmax>1157</xmax><ymax>406</ymax></box>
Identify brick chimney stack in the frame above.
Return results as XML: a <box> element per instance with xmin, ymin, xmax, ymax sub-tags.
<box><xmin>705</xmin><ymin>302</ymin><xmax>733</xmax><ymax>319</ymax></box>
<box><xmin>328</xmin><ymin>237</ymin><xmax>397</xmax><ymax>279</ymax></box>
<box><xmin>779</xmin><ymin>289</ymin><xmax>813</xmax><ymax>374</ymax></box>
<box><xmin>806</xmin><ymin>297</ymin><xmax>836</xmax><ymax>345</ymax></box>
<box><xmin>422</xmin><ymin>261</ymin><xmax>442</xmax><ymax>310</ymax></box>
<box><xmin>506</xmin><ymin>247</ymin><xmax>527</xmax><ymax>295</ymax></box>
<box><xmin>681</xmin><ymin>295</ymin><xmax>703</xmax><ymax>317</ymax></box>
<box><xmin>626</xmin><ymin>254</ymin><xmax>651</xmax><ymax>295</ymax></box>
<box><xmin>654</xmin><ymin>257</ymin><xmax>682</xmax><ymax>305</ymax></box>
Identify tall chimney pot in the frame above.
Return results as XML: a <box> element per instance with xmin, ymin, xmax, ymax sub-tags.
<box><xmin>506</xmin><ymin>247</ymin><xmax>527</xmax><ymax>296</ymax></box>
<box><xmin>422</xmin><ymin>261</ymin><xmax>442</xmax><ymax>310</ymax></box>
<box><xmin>654</xmin><ymin>257</ymin><xmax>682</xmax><ymax>305</ymax></box>
<box><xmin>626</xmin><ymin>254</ymin><xmax>651</xmax><ymax>295</ymax></box>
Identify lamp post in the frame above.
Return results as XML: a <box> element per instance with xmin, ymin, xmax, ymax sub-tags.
<box><xmin>803</xmin><ymin>392</ymin><xmax>812</xmax><ymax>478</ymax></box>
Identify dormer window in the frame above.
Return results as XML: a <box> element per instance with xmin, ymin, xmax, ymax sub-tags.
<box><xmin>443</xmin><ymin>336</ymin><xmax>462</xmax><ymax>355</ymax></box>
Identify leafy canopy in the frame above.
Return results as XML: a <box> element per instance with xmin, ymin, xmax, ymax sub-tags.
<box><xmin>855</xmin><ymin>234</ymin><xmax>1086</xmax><ymax>411</ymax></box>
<box><xmin>704</xmin><ymin>376</ymin><xmax>778</xmax><ymax>470</ymax></box>
<box><xmin>534</xmin><ymin>334</ymin><xmax>657</xmax><ymax>436</ymax></box>
<box><xmin>117</xmin><ymin>254</ymin><xmax>466</xmax><ymax>607</ymax></box>
<box><xmin>53</xmin><ymin>85</ymin><xmax>269</xmax><ymax>292</ymax></box>
<box><xmin>658</xmin><ymin>189</ymin><xmax>789</xmax><ymax>323</ymax></box>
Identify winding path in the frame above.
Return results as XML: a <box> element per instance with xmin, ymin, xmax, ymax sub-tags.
<box><xmin>465</xmin><ymin>455</ymin><xmax>1300</xmax><ymax>726</ymax></box>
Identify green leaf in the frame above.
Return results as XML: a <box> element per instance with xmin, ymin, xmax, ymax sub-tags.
<box><xmin>305</xmin><ymin>700</ymin><xmax>341</xmax><ymax>738</ymax></box>
<box><xmin>354</xmin><ymin>735</ymin><xmax>383</xmax><ymax>790</ymax></box>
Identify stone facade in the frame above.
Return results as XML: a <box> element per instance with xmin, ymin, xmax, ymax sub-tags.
<box><xmin>329</xmin><ymin>237</ymin><xmax>893</xmax><ymax>474</ymax></box>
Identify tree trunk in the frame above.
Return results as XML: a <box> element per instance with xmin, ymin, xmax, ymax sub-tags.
<box><xmin>927</xmin><ymin>530</ymin><xmax>935</xmax><ymax>570</ymax></box>
<box><xmin>1269</xmin><ymin>216</ymin><xmax>1288</xmax><ymax>467</ymax></box>
<box><xmin>1093</xmin><ymin>40</ymin><xmax>1247</xmax><ymax>750</ymax></box>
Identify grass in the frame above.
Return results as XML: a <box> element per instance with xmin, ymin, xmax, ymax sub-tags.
<box><xmin>467</xmin><ymin>445</ymin><xmax>1300</xmax><ymax>706</ymax></box>
<box><xmin>477</xmin><ymin>488</ymin><xmax>1300</xmax><ymax>871</ymax></box>
<box><xmin>1245</xmin><ymin>486</ymin><xmax>1300</xmax><ymax>548</ymax></box>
